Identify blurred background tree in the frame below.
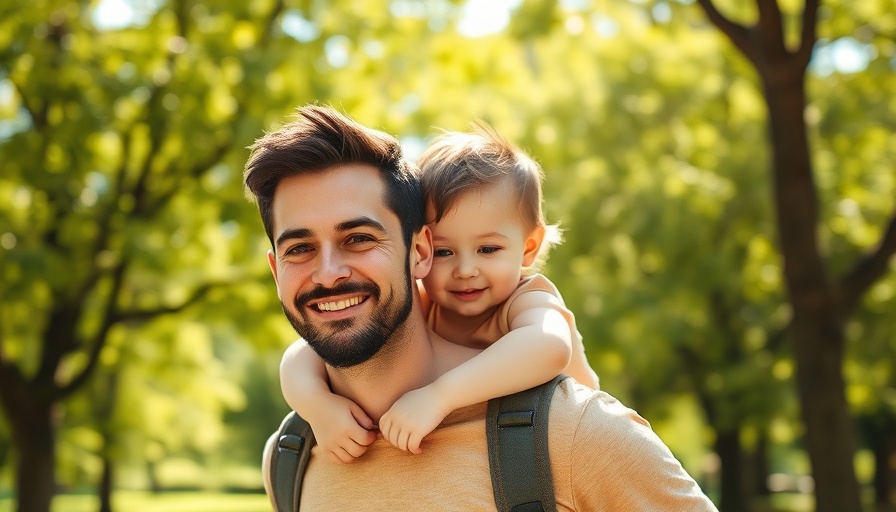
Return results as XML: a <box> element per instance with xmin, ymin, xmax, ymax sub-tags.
<box><xmin>0</xmin><ymin>1</ymin><xmax>893</xmax><ymax>512</ymax></box>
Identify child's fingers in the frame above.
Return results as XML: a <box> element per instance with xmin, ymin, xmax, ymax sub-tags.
<box><xmin>347</xmin><ymin>423</ymin><xmax>376</xmax><ymax>446</ymax></box>
<box><xmin>408</xmin><ymin>431</ymin><xmax>424</xmax><ymax>455</ymax></box>
<box><xmin>378</xmin><ymin>417</ymin><xmax>392</xmax><ymax>446</ymax></box>
<box><xmin>385</xmin><ymin>424</ymin><xmax>402</xmax><ymax>450</ymax></box>
<box><xmin>349</xmin><ymin>403</ymin><xmax>374</xmax><ymax>430</ymax></box>
<box><xmin>396</xmin><ymin>429</ymin><xmax>411</xmax><ymax>452</ymax></box>
<box><xmin>332</xmin><ymin>446</ymin><xmax>357</xmax><ymax>464</ymax></box>
<box><xmin>341</xmin><ymin>440</ymin><xmax>369</xmax><ymax>459</ymax></box>
<box><xmin>384</xmin><ymin>426</ymin><xmax>397</xmax><ymax>448</ymax></box>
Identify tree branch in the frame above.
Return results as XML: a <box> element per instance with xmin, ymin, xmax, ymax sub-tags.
<box><xmin>52</xmin><ymin>259</ymin><xmax>130</xmax><ymax>401</ymax></box>
<box><xmin>260</xmin><ymin>0</ymin><xmax>286</xmax><ymax>46</ymax></box>
<box><xmin>110</xmin><ymin>283</ymin><xmax>221</xmax><ymax>324</ymax></box>
<box><xmin>755</xmin><ymin>0</ymin><xmax>785</xmax><ymax>55</ymax></box>
<box><xmin>765</xmin><ymin>321</ymin><xmax>790</xmax><ymax>353</ymax></box>
<box><xmin>0</xmin><ymin>358</ymin><xmax>27</xmax><ymax>426</ymax></box>
<box><xmin>795</xmin><ymin>0</ymin><xmax>820</xmax><ymax>69</ymax></box>
<box><xmin>8</xmin><ymin>77</ymin><xmax>48</xmax><ymax>130</ymax></box>
<box><xmin>694</xmin><ymin>0</ymin><xmax>760</xmax><ymax>67</ymax></box>
<box><xmin>836</xmin><ymin>210</ymin><xmax>896</xmax><ymax>316</ymax></box>
<box><xmin>144</xmin><ymin>137</ymin><xmax>235</xmax><ymax>215</ymax></box>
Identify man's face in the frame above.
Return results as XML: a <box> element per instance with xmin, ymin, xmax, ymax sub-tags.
<box><xmin>267</xmin><ymin>164</ymin><xmax>415</xmax><ymax>367</ymax></box>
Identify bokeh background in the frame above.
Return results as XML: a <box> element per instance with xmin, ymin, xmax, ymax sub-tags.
<box><xmin>0</xmin><ymin>1</ymin><xmax>894</xmax><ymax>511</ymax></box>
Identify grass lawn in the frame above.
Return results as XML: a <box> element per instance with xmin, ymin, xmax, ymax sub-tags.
<box><xmin>0</xmin><ymin>491</ymin><xmax>271</xmax><ymax>512</ymax></box>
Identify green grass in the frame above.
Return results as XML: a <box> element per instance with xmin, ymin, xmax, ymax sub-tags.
<box><xmin>0</xmin><ymin>491</ymin><xmax>271</xmax><ymax>512</ymax></box>
<box><xmin>0</xmin><ymin>490</ymin><xmax>831</xmax><ymax>512</ymax></box>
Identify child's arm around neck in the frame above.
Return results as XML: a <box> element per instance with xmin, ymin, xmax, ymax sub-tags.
<box><xmin>378</xmin><ymin>287</ymin><xmax>576</xmax><ymax>454</ymax></box>
<box><xmin>279</xmin><ymin>340</ymin><xmax>376</xmax><ymax>463</ymax></box>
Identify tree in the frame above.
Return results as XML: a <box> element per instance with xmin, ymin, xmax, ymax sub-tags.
<box><xmin>483</xmin><ymin>0</ymin><xmax>894</xmax><ymax>507</ymax></box>
<box><xmin>3</xmin><ymin>1</ymin><xmax>891</xmax><ymax>510</ymax></box>
<box><xmin>690</xmin><ymin>1</ymin><xmax>896</xmax><ymax>510</ymax></box>
<box><xmin>0</xmin><ymin>1</ymin><xmax>291</xmax><ymax>510</ymax></box>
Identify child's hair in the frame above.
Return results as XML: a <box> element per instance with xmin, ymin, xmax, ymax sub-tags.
<box><xmin>417</xmin><ymin>121</ymin><xmax>562</xmax><ymax>272</ymax></box>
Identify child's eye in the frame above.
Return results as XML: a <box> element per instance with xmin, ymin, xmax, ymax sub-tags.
<box><xmin>479</xmin><ymin>246</ymin><xmax>501</xmax><ymax>254</ymax></box>
<box><xmin>434</xmin><ymin>248</ymin><xmax>454</xmax><ymax>257</ymax></box>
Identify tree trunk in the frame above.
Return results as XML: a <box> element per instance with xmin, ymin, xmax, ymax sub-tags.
<box><xmin>12</xmin><ymin>402</ymin><xmax>56</xmax><ymax>512</ymax></box>
<box><xmin>715</xmin><ymin>429</ymin><xmax>746</xmax><ymax>512</ymax></box>
<box><xmin>99</xmin><ymin>452</ymin><xmax>114</xmax><ymax>512</ymax></box>
<box><xmin>147</xmin><ymin>459</ymin><xmax>162</xmax><ymax>494</ymax></box>
<box><xmin>762</xmin><ymin>76</ymin><xmax>862</xmax><ymax>511</ymax></box>
<box><xmin>871</xmin><ymin>412</ymin><xmax>896</xmax><ymax>511</ymax></box>
<box><xmin>752</xmin><ymin>429</ymin><xmax>770</xmax><ymax>500</ymax></box>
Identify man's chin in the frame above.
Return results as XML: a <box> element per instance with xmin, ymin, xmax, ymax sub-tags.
<box><xmin>312</xmin><ymin>339</ymin><xmax>383</xmax><ymax>368</ymax></box>
<box><xmin>323</xmin><ymin>318</ymin><xmax>356</xmax><ymax>331</ymax></box>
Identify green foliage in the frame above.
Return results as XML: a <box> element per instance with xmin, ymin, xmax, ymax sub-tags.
<box><xmin>0</xmin><ymin>0</ymin><xmax>892</xmax><ymax>505</ymax></box>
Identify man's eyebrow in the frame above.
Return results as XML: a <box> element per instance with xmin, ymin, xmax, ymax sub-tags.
<box><xmin>275</xmin><ymin>228</ymin><xmax>313</xmax><ymax>248</ymax></box>
<box><xmin>336</xmin><ymin>217</ymin><xmax>387</xmax><ymax>233</ymax></box>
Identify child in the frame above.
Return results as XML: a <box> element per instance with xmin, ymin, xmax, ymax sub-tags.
<box><xmin>279</xmin><ymin>123</ymin><xmax>599</xmax><ymax>462</ymax></box>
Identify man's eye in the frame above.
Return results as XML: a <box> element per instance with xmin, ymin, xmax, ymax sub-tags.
<box><xmin>285</xmin><ymin>244</ymin><xmax>314</xmax><ymax>256</ymax></box>
<box><xmin>346</xmin><ymin>234</ymin><xmax>376</xmax><ymax>245</ymax></box>
<box><xmin>434</xmin><ymin>248</ymin><xmax>454</xmax><ymax>257</ymax></box>
<box><xmin>479</xmin><ymin>246</ymin><xmax>501</xmax><ymax>254</ymax></box>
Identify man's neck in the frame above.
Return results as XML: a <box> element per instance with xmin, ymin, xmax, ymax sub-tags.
<box><xmin>325</xmin><ymin>313</ymin><xmax>479</xmax><ymax>424</ymax></box>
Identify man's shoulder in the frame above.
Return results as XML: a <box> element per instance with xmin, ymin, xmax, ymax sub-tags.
<box><xmin>547</xmin><ymin>378</ymin><xmax>651</xmax><ymax>439</ymax></box>
<box><xmin>545</xmin><ymin>379</ymin><xmax>719</xmax><ymax>511</ymax></box>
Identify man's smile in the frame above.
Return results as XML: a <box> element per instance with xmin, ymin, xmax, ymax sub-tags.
<box><xmin>310</xmin><ymin>294</ymin><xmax>369</xmax><ymax>312</ymax></box>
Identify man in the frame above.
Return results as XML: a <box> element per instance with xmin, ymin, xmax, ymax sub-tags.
<box><xmin>245</xmin><ymin>104</ymin><xmax>718</xmax><ymax>510</ymax></box>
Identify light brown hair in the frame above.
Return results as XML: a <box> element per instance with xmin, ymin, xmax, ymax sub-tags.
<box><xmin>417</xmin><ymin>122</ymin><xmax>562</xmax><ymax>271</ymax></box>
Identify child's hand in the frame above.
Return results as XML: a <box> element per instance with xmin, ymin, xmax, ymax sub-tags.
<box><xmin>379</xmin><ymin>385</ymin><xmax>450</xmax><ymax>454</ymax></box>
<box><xmin>311</xmin><ymin>394</ymin><xmax>377</xmax><ymax>464</ymax></box>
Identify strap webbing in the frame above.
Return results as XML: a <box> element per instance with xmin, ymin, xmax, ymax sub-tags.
<box><xmin>486</xmin><ymin>375</ymin><xmax>567</xmax><ymax>512</ymax></box>
<box><xmin>270</xmin><ymin>412</ymin><xmax>314</xmax><ymax>512</ymax></box>
<box><xmin>270</xmin><ymin>377</ymin><xmax>565</xmax><ymax>511</ymax></box>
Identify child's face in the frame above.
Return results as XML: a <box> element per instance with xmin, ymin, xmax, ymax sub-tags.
<box><xmin>422</xmin><ymin>182</ymin><xmax>542</xmax><ymax>319</ymax></box>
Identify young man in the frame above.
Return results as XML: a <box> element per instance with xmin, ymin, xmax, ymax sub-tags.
<box><xmin>245</xmin><ymin>104</ymin><xmax>718</xmax><ymax>510</ymax></box>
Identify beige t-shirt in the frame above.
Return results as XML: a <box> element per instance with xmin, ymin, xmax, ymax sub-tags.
<box><xmin>295</xmin><ymin>378</ymin><xmax>717</xmax><ymax>511</ymax></box>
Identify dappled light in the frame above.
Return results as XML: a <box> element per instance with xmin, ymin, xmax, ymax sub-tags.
<box><xmin>1</xmin><ymin>1</ymin><xmax>894</xmax><ymax>511</ymax></box>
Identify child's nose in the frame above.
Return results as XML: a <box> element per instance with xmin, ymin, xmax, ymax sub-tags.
<box><xmin>454</xmin><ymin>255</ymin><xmax>479</xmax><ymax>279</ymax></box>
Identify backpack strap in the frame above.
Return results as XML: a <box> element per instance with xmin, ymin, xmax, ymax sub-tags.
<box><xmin>269</xmin><ymin>411</ymin><xmax>315</xmax><ymax>512</ymax></box>
<box><xmin>486</xmin><ymin>375</ymin><xmax>568</xmax><ymax>512</ymax></box>
<box><xmin>269</xmin><ymin>376</ymin><xmax>566</xmax><ymax>511</ymax></box>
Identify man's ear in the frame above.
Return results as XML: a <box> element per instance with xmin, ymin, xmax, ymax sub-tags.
<box><xmin>267</xmin><ymin>249</ymin><xmax>281</xmax><ymax>293</ymax></box>
<box><xmin>411</xmin><ymin>225</ymin><xmax>434</xmax><ymax>279</ymax></box>
<box><xmin>522</xmin><ymin>225</ymin><xmax>546</xmax><ymax>267</ymax></box>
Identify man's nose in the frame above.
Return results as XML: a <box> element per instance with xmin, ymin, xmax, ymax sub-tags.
<box><xmin>312</xmin><ymin>246</ymin><xmax>350</xmax><ymax>287</ymax></box>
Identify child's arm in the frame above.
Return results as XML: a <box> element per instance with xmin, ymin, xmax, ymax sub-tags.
<box><xmin>378</xmin><ymin>290</ymin><xmax>571</xmax><ymax>454</ymax></box>
<box><xmin>567</xmin><ymin>330</ymin><xmax>600</xmax><ymax>389</ymax></box>
<box><xmin>280</xmin><ymin>339</ymin><xmax>377</xmax><ymax>463</ymax></box>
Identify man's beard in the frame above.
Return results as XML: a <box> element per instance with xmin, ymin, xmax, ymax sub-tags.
<box><xmin>281</xmin><ymin>268</ymin><xmax>414</xmax><ymax>368</ymax></box>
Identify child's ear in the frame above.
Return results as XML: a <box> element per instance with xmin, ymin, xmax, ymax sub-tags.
<box><xmin>411</xmin><ymin>225</ymin><xmax>434</xmax><ymax>279</ymax></box>
<box><xmin>522</xmin><ymin>225</ymin><xmax>546</xmax><ymax>267</ymax></box>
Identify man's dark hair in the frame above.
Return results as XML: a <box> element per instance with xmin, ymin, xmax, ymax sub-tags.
<box><xmin>244</xmin><ymin>105</ymin><xmax>424</xmax><ymax>248</ymax></box>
